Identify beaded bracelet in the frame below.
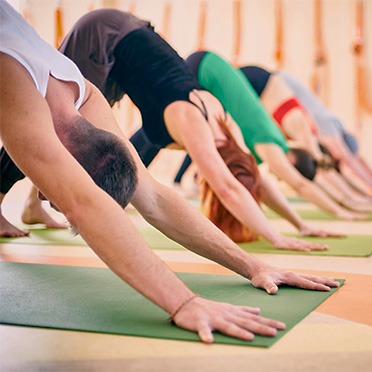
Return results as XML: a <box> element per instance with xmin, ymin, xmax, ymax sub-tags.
<box><xmin>167</xmin><ymin>294</ymin><xmax>199</xmax><ymax>323</ymax></box>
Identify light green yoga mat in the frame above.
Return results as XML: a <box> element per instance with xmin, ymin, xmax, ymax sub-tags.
<box><xmin>238</xmin><ymin>235</ymin><xmax>372</xmax><ymax>256</ymax></box>
<box><xmin>137</xmin><ymin>228</ymin><xmax>372</xmax><ymax>257</ymax></box>
<box><xmin>263</xmin><ymin>208</ymin><xmax>372</xmax><ymax>221</ymax></box>
<box><xmin>0</xmin><ymin>227</ymin><xmax>371</xmax><ymax>257</ymax></box>
<box><xmin>0</xmin><ymin>228</ymin><xmax>87</xmax><ymax>246</ymax></box>
<box><xmin>0</xmin><ymin>262</ymin><xmax>343</xmax><ymax>347</ymax></box>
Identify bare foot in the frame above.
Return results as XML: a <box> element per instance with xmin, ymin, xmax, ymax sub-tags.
<box><xmin>21</xmin><ymin>203</ymin><xmax>66</xmax><ymax>229</ymax></box>
<box><xmin>0</xmin><ymin>214</ymin><xmax>29</xmax><ymax>237</ymax></box>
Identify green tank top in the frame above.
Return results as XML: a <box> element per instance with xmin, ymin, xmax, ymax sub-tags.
<box><xmin>197</xmin><ymin>52</ymin><xmax>289</xmax><ymax>164</ymax></box>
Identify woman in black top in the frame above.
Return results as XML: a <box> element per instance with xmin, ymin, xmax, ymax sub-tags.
<box><xmin>60</xmin><ymin>9</ymin><xmax>343</xmax><ymax>249</ymax></box>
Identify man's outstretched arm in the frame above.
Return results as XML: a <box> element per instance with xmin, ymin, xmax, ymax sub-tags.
<box><xmin>77</xmin><ymin>83</ymin><xmax>336</xmax><ymax>285</ymax></box>
<box><xmin>0</xmin><ymin>53</ymin><xmax>291</xmax><ymax>343</ymax></box>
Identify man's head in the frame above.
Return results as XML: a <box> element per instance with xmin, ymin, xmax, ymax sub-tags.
<box><xmin>56</xmin><ymin>116</ymin><xmax>138</xmax><ymax>208</ymax></box>
<box><xmin>200</xmin><ymin>118</ymin><xmax>261</xmax><ymax>243</ymax></box>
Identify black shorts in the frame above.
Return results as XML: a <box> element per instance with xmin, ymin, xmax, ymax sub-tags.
<box><xmin>239</xmin><ymin>66</ymin><xmax>271</xmax><ymax>97</ymax></box>
<box><xmin>0</xmin><ymin>147</ymin><xmax>25</xmax><ymax>194</ymax></box>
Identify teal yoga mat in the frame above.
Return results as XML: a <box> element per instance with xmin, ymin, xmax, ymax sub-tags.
<box><xmin>0</xmin><ymin>227</ymin><xmax>371</xmax><ymax>257</ymax></box>
<box><xmin>0</xmin><ymin>262</ymin><xmax>343</xmax><ymax>347</ymax></box>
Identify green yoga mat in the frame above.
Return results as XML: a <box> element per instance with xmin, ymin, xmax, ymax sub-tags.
<box><xmin>0</xmin><ymin>228</ymin><xmax>87</xmax><ymax>246</ymax></box>
<box><xmin>140</xmin><ymin>227</ymin><xmax>372</xmax><ymax>257</ymax></box>
<box><xmin>0</xmin><ymin>227</ymin><xmax>371</xmax><ymax>257</ymax></box>
<box><xmin>264</xmin><ymin>208</ymin><xmax>372</xmax><ymax>221</ymax></box>
<box><xmin>0</xmin><ymin>262</ymin><xmax>343</xmax><ymax>347</ymax></box>
<box><xmin>138</xmin><ymin>228</ymin><xmax>372</xmax><ymax>257</ymax></box>
<box><xmin>239</xmin><ymin>235</ymin><xmax>372</xmax><ymax>256</ymax></box>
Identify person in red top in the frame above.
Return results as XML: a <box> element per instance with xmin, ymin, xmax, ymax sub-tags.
<box><xmin>239</xmin><ymin>65</ymin><xmax>372</xmax><ymax>212</ymax></box>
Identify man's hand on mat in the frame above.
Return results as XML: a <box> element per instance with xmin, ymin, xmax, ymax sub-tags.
<box><xmin>272</xmin><ymin>236</ymin><xmax>328</xmax><ymax>251</ymax></box>
<box><xmin>250</xmin><ymin>268</ymin><xmax>340</xmax><ymax>295</ymax></box>
<box><xmin>299</xmin><ymin>225</ymin><xmax>346</xmax><ymax>238</ymax></box>
<box><xmin>172</xmin><ymin>297</ymin><xmax>286</xmax><ymax>344</ymax></box>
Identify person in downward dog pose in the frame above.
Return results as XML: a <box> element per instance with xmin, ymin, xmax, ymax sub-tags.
<box><xmin>58</xmin><ymin>8</ymin><xmax>344</xmax><ymax>250</ymax></box>
<box><xmin>277</xmin><ymin>69</ymin><xmax>372</xmax><ymax>196</ymax></box>
<box><xmin>182</xmin><ymin>50</ymin><xmax>368</xmax><ymax>220</ymax></box>
<box><xmin>238</xmin><ymin>65</ymin><xmax>372</xmax><ymax>213</ymax></box>
<box><xmin>1</xmin><ymin>1</ymin><xmax>340</xmax><ymax>344</ymax></box>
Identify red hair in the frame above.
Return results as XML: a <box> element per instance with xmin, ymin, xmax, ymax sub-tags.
<box><xmin>200</xmin><ymin>119</ymin><xmax>261</xmax><ymax>242</ymax></box>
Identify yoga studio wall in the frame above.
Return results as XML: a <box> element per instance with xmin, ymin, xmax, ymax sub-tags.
<box><xmin>8</xmin><ymin>0</ymin><xmax>372</xmax><ymax>173</ymax></box>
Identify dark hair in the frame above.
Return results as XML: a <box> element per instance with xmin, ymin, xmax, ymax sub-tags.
<box><xmin>200</xmin><ymin>118</ymin><xmax>261</xmax><ymax>243</ymax></box>
<box><xmin>59</xmin><ymin>116</ymin><xmax>138</xmax><ymax>208</ymax></box>
<box><xmin>287</xmin><ymin>148</ymin><xmax>317</xmax><ymax>180</ymax></box>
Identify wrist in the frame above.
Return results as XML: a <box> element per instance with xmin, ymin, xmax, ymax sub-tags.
<box><xmin>267</xmin><ymin>232</ymin><xmax>284</xmax><ymax>246</ymax></box>
<box><xmin>167</xmin><ymin>294</ymin><xmax>199</xmax><ymax>323</ymax></box>
<box><xmin>297</xmin><ymin>222</ymin><xmax>308</xmax><ymax>232</ymax></box>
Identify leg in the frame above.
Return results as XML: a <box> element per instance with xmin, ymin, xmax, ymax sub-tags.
<box><xmin>21</xmin><ymin>185</ymin><xmax>67</xmax><ymax>228</ymax></box>
<box><xmin>314</xmin><ymin>168</ymin><xmax>372</xmax><ymax>212</ymax></box>
<box><xmin>0</xmin><ymin>192</ymin><xmax>30</xmax><ymax>237</ymax></box>
<box><xmin>173</xmin><ymin>154</ymin><xmax>199</xmax><ymax>198</ymax></box>
<box><xmin>321</xmin><ymin>135</ymin><xmax>372</xmax><ymax>188</ymax></box>
<box><xmin>343</xmin><ymin>132</ymin><xmax>372</xmax><ymax>179</ymax></box>
<box><xmin>0</xmin><ymin>146</ymin><xmax>66</xmax><ymax>233</ymax></box>
<box><xmin>174</xmin><ymin>154</ymin><xmax>192</xmax><ymax>184</ymax></box>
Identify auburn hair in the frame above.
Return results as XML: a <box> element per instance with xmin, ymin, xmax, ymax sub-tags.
<box><xmin>200</xmin><ymin>118</ymin><xmax>261</xmax><ymax>243</ymax></box>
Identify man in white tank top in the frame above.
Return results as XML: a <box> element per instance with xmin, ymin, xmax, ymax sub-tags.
<box><xmin>0</xmin><ymin>0</ymin><xmax>86</xmax><ymax>235</ymax></box>
<box><xmin>0</xmin><ymin>1</ymin><xmax>340</xmax><ymax>343</ymax></box>
<box><xmin>0</xmin><ymin>0</ymin><xmax>85</xmax><ymax>106</ymax></box>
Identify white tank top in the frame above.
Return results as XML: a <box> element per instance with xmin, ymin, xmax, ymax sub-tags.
<box><xmin>0</xmin><ymin>0</ymin><xmax>86</xmax><ymax>109</ymax></box>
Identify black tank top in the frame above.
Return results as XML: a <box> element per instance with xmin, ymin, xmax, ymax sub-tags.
<box><xmin>110</xmin><ymin>28</ymin><xmax>203</xmax><ymax>147</ymax></box>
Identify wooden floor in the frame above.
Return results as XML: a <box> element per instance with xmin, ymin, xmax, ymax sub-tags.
<box><xmin>1</xmin><ymin>179</ymin><xmax>372</xmax><ymax>372</ymax></box>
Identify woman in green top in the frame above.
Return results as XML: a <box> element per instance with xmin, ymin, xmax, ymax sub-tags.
<box><xmin>185</xmin><ymin>51</ymin><xmax>365</xmax><ymax>220</ymax></box>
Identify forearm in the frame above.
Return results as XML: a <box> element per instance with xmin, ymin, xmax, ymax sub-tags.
<box><xmin>314</xmin><ymin>171</ymin><xmax>345</xmax><ymax>202</ymax></box>
<box><xmin>259</xmin><ymin>175</ymin><xmax>304</xmax><ymax>230</ymax></box>
<box><xmin>339</xmin><ymin>163</ymin><xmax>372</xmax><ymax>195</ymax></box>
<box><xmin>322</xmin><ymin>136</ymin><xmax>372</xmax><ymax>184</ymax></box>
<box><xmin>35</xmin><ymin>152</ymin><xmax>198</xmax><ymax>316</ymax></box>
<box><xmin>256</xmin><ymin>145</ymin><xmax>349</xmax><ymax>217</ymax></box>
<box><xmin>294</xmin><ymin>178</ymin><xmax>348</xmax><ymax>216</ymax></box>
<box><xmin>63</xmin><ymin>185</ymin><xmax>196</xmax><ymax>316</ymax></box>
<box><xmin>318</xmin><ymin>169</ymin><xmax>368</xmax><ymax>200</ymax></box>
<box><xmin>136</xmin><ymin>183</ymin><xmax>266</xmax><ymax>279</ymax></box>
<box><xmin>213</xmin><ymin>181</ymin><xmax>285</xmax><ymax>244</ymax></box>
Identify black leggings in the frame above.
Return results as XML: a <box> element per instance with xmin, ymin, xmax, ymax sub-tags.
<box><xmin>174</xmin><ymin>154</ymin><xmax>192</xmax><ymax>184</ymax></box>
<box><xmin>0</xmin><ymin>147</ymin><xmax>25</xmax><ymax>194</ymax></box>
<box><xmin>130</xmin><ymin>128</ymin><xmax>162</xmax><ymax>167</ymax></box>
